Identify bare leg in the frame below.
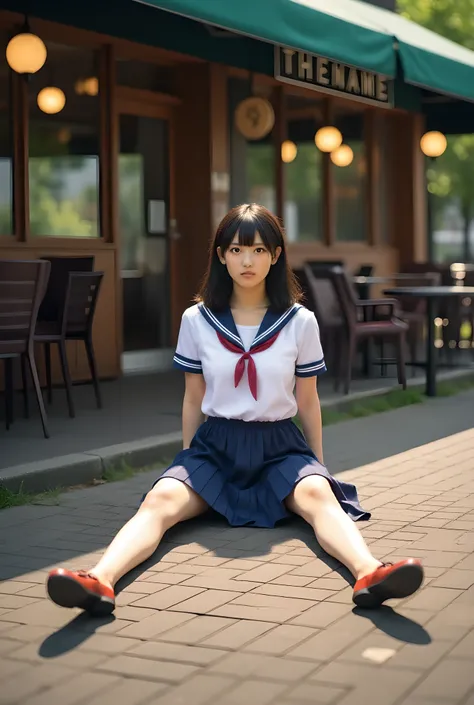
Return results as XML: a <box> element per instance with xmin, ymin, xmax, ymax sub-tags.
<box><xmin>91</xmin><ymin>477</ymin><xmax>208</xmax><ymax>589</ymax></box>
<box><xmin>286</xmin><ymin>475</ymin><xmax>381</xmax><ymax>580</ymax></box>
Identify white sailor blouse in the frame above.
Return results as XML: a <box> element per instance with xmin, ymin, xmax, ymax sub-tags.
<box><xmin>173</xmin><ymin>303</ymin><xmax>326</xmax><ymax>422</ymax></box>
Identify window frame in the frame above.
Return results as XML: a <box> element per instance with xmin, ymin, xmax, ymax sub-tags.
<box><xmin>227</xmin><ymin>68</ymin><xmax>397</xmax><ymax>253</ymax></box>
<box><xmin>0</xmin><ymin>35</ymin><xmax>16</xmax><ymax>241</ymax></box>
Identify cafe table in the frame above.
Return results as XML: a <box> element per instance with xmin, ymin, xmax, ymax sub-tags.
<box><xmin>383</xmin><ymin>286</ymin><xmax>474</xmax><ymax>397</ymax></box>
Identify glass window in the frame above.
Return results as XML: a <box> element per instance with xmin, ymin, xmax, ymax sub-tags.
<box><xmin>284</xmin><ymin>94</ymin><xmax>323</xmax><ymax>242</ymax></box>
<box><xmin>0</xmin><ymin>34</ymin><xmax>13</xmax><ymax>235</ymax></box>
<box><xmin>229</xmin><ymin>78</ymin><xmax>276</xmax><ymax>212</ymax></box>
<box><xmin>427</xmin><ymin>135</ymin><xmax>474</xmax><ymax>264</ymax></box>
<box><xmin>377</xmin><ymin>115</ymin><xmax>392</xmax><ymax>244</ymax></box>
<box><xmin>334</xmin><ymin>108</ymin><xmax>367</xmax><ymax>242</ymax></box>
<box><xmin>28</xmin><ymin>42</ymin><xmax>100</xmax><ymax>238</ymax></box>
<box><xmin>246</xmin><ymin>143</ymin><xmax>276</xmax><ymax>212</ymax></box>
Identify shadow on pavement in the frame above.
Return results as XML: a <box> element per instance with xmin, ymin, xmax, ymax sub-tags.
<box><xmin>36</xmin><ymin>514</ymin><xmax>432</xmax><ymax>658</ymax></box>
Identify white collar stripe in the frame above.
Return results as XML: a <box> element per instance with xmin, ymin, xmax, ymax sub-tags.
<box><xmin>252</xmin><ymin>305</ymin><xmax>300</xmax><ymax>346</ymax></box>
<box><xmin>202</xmin><ymin>306</ymin><xmax>242</xmax><ymax>346</ymax></box>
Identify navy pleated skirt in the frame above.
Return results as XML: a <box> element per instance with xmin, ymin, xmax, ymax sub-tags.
<box><xmin>148</xmin><ymin>417</ymin><xmax>370</xmax><ymax>528</ymax></box>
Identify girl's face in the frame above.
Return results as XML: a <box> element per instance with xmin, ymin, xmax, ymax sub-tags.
<box><xmin>217</xmin><ymin>232</ymin><xmax>281</xmax><ymax>292</ymax></box>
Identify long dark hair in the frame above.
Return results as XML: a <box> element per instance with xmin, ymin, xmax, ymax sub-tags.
<box><xmin>197</xmin><ymin>204</ymin><xmax>302</xmax><ymax>312</ymax></box>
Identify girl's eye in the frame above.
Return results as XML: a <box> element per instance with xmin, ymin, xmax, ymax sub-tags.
<box><xmin>230</xmin><ymin>247</ymin><xmax>240</xmax><ymax>254</ymax></box>
<box><xmin>255</xmin><ymin>247</ymin><xmax>266</xmax><ymax>254</ymax></box>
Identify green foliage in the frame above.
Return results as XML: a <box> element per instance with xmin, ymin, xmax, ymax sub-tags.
<box><xmin>321</xmin><ymin>387</ymin><xmax>424</xmax><ymax>426</ymax></box>
<box><xmin>29</xmin><ymin>156</ymin><xmax>98</xmax><ymax>238</ymax></box>
<box><xmin>0</xmin><ymin>485</ymin><xmax>61</xmax><ymax>510</ymax></box>
<box><xmin>397</xmin><ymin>0</ymin><xmax>474</xmax><ymax>255</ymax></box>
<box><xmin>397</xmin><ymin>0</ymin><xmax>474</xmax><ymax>51</ymax></box>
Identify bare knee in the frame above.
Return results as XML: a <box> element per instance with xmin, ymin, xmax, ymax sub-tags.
<box><xmin>140</xmin><ymin>476</ymin><xmax>206</xmax><ymax>526</ymax></box>
<box><xmin>141</xmin><ymin>478</ymin><xmax>188</xmax><ymax>519</ymax></box>
<box><xmin>289</xmin><ymin>475</ymin><xmax>334</xmax><ymax>512</ymax></box>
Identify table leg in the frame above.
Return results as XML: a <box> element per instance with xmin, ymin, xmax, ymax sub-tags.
<box><xmin>5</xmin><ymin>358</ymin><xmax>13</xmax><ymax>429</ymax></box>
<box><xmin>426</xmin><ymin>298</ymin><xmax>437</xmax><ymax>397</ymax></box>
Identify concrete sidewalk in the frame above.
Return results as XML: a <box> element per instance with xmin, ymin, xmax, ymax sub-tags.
<box><xmin>0</xmin><ymin>391</ymin><xmax>474</xmax><ymax>704</ymax></box>
<box><xmin>1</xmin><ymin>365</ymin><xmax>455</xmax><ymax>472</ymax></box>
<box><xmin>2</xmin><ymin>368</ymin><xmax>474</xmax><ymax>495</ymax></box>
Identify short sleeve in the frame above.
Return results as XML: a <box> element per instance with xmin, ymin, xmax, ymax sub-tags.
<box><xmin>295</xmin><ymin>311</ymin><xmax>327</xmax><ymax>377</ymax></box>
<box><xmin>173</xmin><ymin>310</ymin><xmax>203</xmax><ymax>374</ymax></box>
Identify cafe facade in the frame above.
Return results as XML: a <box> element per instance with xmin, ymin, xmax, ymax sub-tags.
<box><xmin>1</xmin><ymin>0</ymin><xmax>474</xmax><ymax>383</ymax></box>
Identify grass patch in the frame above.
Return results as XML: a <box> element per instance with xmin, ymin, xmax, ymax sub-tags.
<box><xmin>102</xmin><ymin>458</ymin><xmax>171</xmax><ymax>483</ymax></box>
<box><xmin>320</xmin><ymin>375</ymin><xmax>474</xmax><ymax>426</ymax></box>
<box><xmin>0</xmin><ymin>458</ymin><xmax>172</xmax><ymax>511</ymax></box>
<box><xmin>321</xmin><ymin>387</ymin><xmax>424</xmax><ymax>427</ymax></box>
<box><xmin>436</xmin><ymin>374</ymin><xmax>474</xmax><ymax>397</ymax></box>
<box><xmin>0</xmin><ymin>485</ymin><xmax>62</xmax><ymax>510</ymax></box>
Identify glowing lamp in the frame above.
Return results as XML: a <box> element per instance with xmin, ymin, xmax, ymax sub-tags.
<box><xmin>315</xmin><ymin>126</ymin><xmax>343</xmax><ymax>153</ymax></box>
<box><xmin>6</xmin><ymin>32</ymin><xmax>47</xmax><ymax>74</ymax></box>
<box><xmin>420</xmin><ymin>131</ymin><xmax>447</xmax><ymax>158</ymax></box>
<box><xmin>37</xmin><ymin>87</ymin><xmax>66</xmax><ymax>114</ymax></box>
<box><xmin>330</xmin><ymin>144</ymin><xmax>354</xmax><ymax>167</ymax></box>
<box><xmin>281</xmin><ymin>140</ymin><xmax>297</xmax><ymax>163</ymax></box>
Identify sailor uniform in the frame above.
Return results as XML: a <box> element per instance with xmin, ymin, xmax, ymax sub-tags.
<box><xmin>148</xmin><ymin>303</ymin><xmax>369</xmax><ymax>528</ymax></box>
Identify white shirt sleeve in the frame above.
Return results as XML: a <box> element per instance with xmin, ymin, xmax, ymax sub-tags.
<box><xmin>173</xmin><ymin>309</ymin><xmax>203</xmax><ymax>374</ymax></box>
<box><xmin>295</xmin><ymin>310</ymin><xmax>327</xmax><ymax>377</ymax></box>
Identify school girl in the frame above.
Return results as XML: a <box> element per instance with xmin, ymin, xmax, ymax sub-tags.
<box><xmin>46</xmin><ymin>204</ymin><xmax>424</xmax><ymax>615</ymax></box>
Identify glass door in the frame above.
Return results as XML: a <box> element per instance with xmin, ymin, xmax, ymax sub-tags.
<box><xmin>117</xmin><ymin>106</ymin><xmax>173</xmax><ymax>373</ymax></box>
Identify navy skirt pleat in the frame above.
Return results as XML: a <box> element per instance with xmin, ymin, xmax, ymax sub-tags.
<box><xmin>147</xmin><ymin>417</ymin><xmax>370</xmax><ymax>528</ymax></box>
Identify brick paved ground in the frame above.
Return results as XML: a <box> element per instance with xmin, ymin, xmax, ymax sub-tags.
<box><xmin>1</xmin><ymin>390</ymin><xmax>474</xmax><ymax>705</ymax></box>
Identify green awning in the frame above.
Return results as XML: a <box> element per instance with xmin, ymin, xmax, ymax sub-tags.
<box><xmin>135</xmin><ymin>0</ymin><xmax>474</xmax><ymax>102</ymax></box>
<box><xmin>376</xmin><ymin>8</ymin><xmax>474</xmax><ymax>102</ymax></box>
<box><xmin>135</xmin><ymin>0</ymin><xmax>396</xmax><ymax>76</ymax></box>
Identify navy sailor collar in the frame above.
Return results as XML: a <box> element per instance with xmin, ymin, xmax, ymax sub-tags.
<box><xmin>198</xmin><ymin>303</ymin><xmax>302</xmax><ymax>351</ymax></box>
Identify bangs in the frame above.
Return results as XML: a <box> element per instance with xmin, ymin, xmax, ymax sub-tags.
<box><xmin>197</xmin><ymin>203</ymin><xmax>302</xmax><ymax>312</ymax></box>
<box><xmin>218</xmin><ymin>212</ymin><xmax>282</xmax><ymax>255</ymax></box>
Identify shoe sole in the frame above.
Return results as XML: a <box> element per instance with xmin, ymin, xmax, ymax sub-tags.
<box><xmin>353</xmin><ymin>563</ymin><xmax>424</xmax><ymax>609</ymax></box>
<box><xmin>47</xmin><ymin>574</ymin><xmax>115</xmax><ymax>616</ymax></box>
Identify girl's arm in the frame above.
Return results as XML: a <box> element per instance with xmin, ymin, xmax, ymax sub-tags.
<box><xmin>295</xmin><ymin>376</ymin><xmax>324</xmax><ymax>465</ymax></box>
<box><xmin>182</xmin><ymin>373</ymin><xmax>206</xmax><ymax>449</ymax></box>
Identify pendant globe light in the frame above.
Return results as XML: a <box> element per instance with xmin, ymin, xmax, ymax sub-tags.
<box><xmin>315</xmin><ymin>126</ymin><xmax>343</xmax><ymax>153</ymax></box>
<box><xmin>330</xmin><ymin>144</ymin><xmax>354</xmax><ymax>167</ymax></box>
<box><xmin>420</xmin><ymin>131</ymin><xmax>447</xmax><ymax>159</ymax></box>
<box><xmin>37</xmin><ymin>86</ymin><xmax>66</xmax><ymax>114</ymax></box>
<box><xmin>6</xmin><ymin>20</ymin><xmax>47</xmax><ymax>75</ymax></box>
<box><xmin>281</xmin><ymin>140</ymin><xmax>297</xmax><ymax>163</ymax></box>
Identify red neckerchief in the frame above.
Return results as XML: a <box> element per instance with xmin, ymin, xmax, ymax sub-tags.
<box><xmin>216</xmin><ymin>331</ymin><xmax>280</xmax><ymax>400</ymax></box>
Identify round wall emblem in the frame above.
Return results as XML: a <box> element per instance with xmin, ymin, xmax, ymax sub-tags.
<box><xmin>235</xmin><ymin>97</ymin><xmax>275</xmax><ymax>141</ymax></box>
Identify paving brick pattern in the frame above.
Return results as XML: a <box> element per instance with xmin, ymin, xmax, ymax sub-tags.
<box><xmin>1</xmin><ymin>391</ymin><xmax>474</xmax><ymax>704</ymax></box>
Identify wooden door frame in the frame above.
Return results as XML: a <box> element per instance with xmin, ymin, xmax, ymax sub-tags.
<box><xmin>112</xmin><ymin>86</ymin><xmax>180</xmax><ymax>366</ymax></box>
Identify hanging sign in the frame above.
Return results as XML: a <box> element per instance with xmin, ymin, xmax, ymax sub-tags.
<box><xmin>275</xmin><ymin>46</ymin><xmax>393</xmax><ymax>108</ymax></box>
<box><xmin>235</xmin><ymin>97</ymin><xmax>275</xmax><ymax>140</ymax></box>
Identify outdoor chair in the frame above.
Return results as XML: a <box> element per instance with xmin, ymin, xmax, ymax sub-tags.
<box><xmin>38</xmin><ymin>256</ymin><xmax>95</xmax><ymax>323</ymax></box>
<box><xmin>0</xmin><ymin>259</ymin><xmax>51</xmax><ymax>437</ymax></box>
<box><xmin>293</xmin><ymin>267</ymin><xmax>316</xmax><ymax>311</ymax></box>
<box><xmin>353</xmin><ymin>264</ymin><xmax>374</xmax><ymax>300</ymax></box>
<box><xmin>306</xmin><ymin>265</ymin><xmax>408</xmax><ymax>395</ymax></box>
<box><xmin>303</xmin><ymin>264</ymin><xmax>345</xmax><ymax>385</ymax></box>
<box><xmin>34</xmin><ymin>271</ymin><xmax>104</xmax><ymax>419</ymax></box>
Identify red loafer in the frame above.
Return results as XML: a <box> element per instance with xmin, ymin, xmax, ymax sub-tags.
<box><xmin>353</xmin><ymin>559</ymin><xmax>424</xmax><ymax>608</ymax></box>
<box><xmin>47</xmin><ymin>568</ymin><xmax>115</xmax><ymax>616</ymax></box>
